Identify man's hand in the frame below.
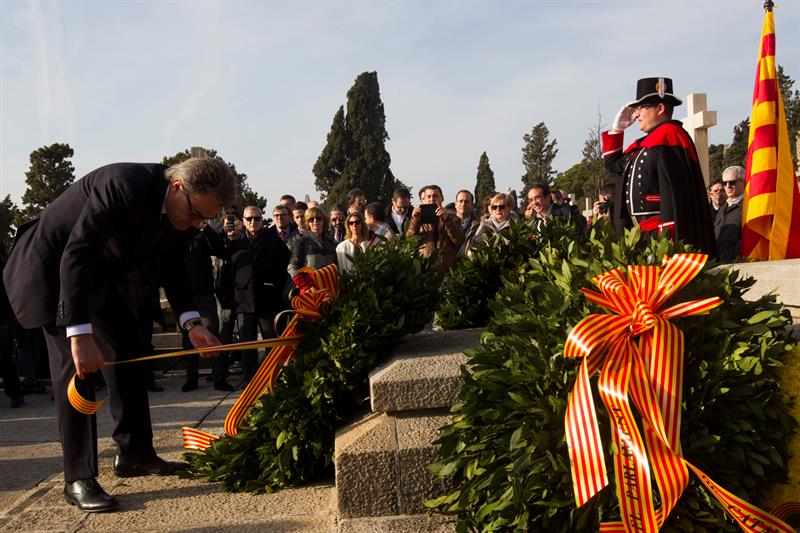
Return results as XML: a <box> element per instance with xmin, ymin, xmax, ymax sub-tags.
<box><xmin>188</xmin><ymin>325</ymin><xmax>222</xmax><ymax>358</ymax></box>
<box><xmin>70</xmin><ymin>334</ymin><xmax>105</xmax><ymax>379</ymax></box>
<box><xmin>411</xmin><ymin>206</ymin><xmax>422</xmax><ymax>220</ymax></box>
<box><xmin>593</xmin><ymin>201</ymin><xmax>611</xmax><ymax>221</ymax></box>
<box><xmin>611</xmin><ymin>105</ymin><xmax>636</xmax><ymax>132</ymax></box>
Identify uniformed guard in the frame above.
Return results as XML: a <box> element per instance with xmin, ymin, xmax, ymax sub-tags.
<box><xmin>602</xmin><ymin>77</ymin><xmax>718</xmax><ymax>256</ymax></box>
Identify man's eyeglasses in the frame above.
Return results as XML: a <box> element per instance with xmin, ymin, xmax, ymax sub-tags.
<box><xmin>490</xmin><ymin>204</ymin><xmax>507</xmax><ymax>211</ymax></box>
<box><xmin>184</xmin><ymin>191</ymin><xmax>206</xmax><ymax>221</ymax></box>
<box><xmin>634</xmin><ymin>104</ymin><xmax>657</xmax><ymax>112</ymax></box>
<box><xmin>244</xmin><ymin>216</ymin><xmax>262</xmax><ymax>222</ymax></box>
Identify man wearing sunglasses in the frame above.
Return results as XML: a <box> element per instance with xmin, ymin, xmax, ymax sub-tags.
<box><xmin>3</xmin><ymin>157</ymin><xmax>237</xmax><ymax>513</ymax></box>
<box><xmin>602</xmin><ymin>77</ymin><xmax>717</xmax><ymax>256</ymax></box>
<box><xmin>714</xmin><ymin>166</ymin><xmax>745</xmax><ymax>261</ymax></box>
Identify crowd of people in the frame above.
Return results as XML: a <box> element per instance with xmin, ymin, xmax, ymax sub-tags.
<box><xmin>0</xmin><ymin>75</ymin><xmax>742</xmax><ymax>513</ymax></box>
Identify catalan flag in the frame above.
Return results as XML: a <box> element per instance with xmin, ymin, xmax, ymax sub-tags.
<box><xmin>741</xmin><ymin>4</ymin><xmax>800</xmax><ymax>260</ymax></box>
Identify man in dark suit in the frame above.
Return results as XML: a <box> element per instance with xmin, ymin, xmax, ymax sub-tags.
<box><xmin>229</xmin><ymin>206</ymin><xmax>291</xmax><ymax>384</ymax></box>
<box><xmin>386</xmin><ymin>187</ymin><xmax>412</xmax><ymax>235</ymax></box>
<box><xmin>2</xmin><ymin>157</ymin><xmax>237</xmax><ymax>513</ymax></box>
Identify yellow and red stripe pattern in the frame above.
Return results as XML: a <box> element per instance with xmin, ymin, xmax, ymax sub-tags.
<box><xmin>183</xmin><ymin>263</ymin><xmax>340</xmax><ymax>449</ymax></box>
<box><xmin>564</xmin><ymin>254</ymin><xmax>794</xmax><ymax>533</ymax></box>
<box><xmin>741</xmin><ymin>8</ymin><xmax>800</xmax><ymax>260</ymax></box>
<box><xmin>67</xmin><ymin>337</ymin><xmax>303</xmax><ymax>414</ymax></box>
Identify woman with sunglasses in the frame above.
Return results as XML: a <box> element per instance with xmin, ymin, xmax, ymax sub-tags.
<box><xmin>335</xmin><ymin>211</ymin><xmax>369</xmax><ymax>273</ymax></box>
<box><xmin>288</xmin><ymin>207</ymin><xmax>337</xmax><ymax>277</ymax></box>
<box><xmin>472</xmin><ymin>193</ymin><xmax>515</xmax><ymax>246</ymax></box>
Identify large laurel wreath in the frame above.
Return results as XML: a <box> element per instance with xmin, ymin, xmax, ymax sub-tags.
<box><xmin>430</xmin><ymin>222</ymin><xmax>797</xmax><ymax>532</ymax></box>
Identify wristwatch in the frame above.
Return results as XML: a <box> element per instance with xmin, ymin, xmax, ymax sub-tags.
<box><xmin>184</xmin><ymin>318</ymin><xmax>203</xmax><ymax>333</ymax></box>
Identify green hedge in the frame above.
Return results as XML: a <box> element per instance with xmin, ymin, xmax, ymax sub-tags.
<box><xmin>438</xmin><ymin>218</ymin><xmax>586</xmax><ymax>329</ymax></box>
<box><xmin>182</xmin><ymin>236</ymin><xmax>443</xmax><ymax>492</ymax></box>
<box><xmin>429</xmin><ymin>224</ymin><xmax>797</xmax><ymax>532</ymax></box>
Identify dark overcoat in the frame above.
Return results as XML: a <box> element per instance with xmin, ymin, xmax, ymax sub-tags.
<box><xmin>602</xmin><ymin>120</ymin><xmax>718</xmax><ymax>256</ymax></box>
<box><xmin>2</xmin><ymin>163</ymin><xmax>195</xmax><ymax>329</ymax></box>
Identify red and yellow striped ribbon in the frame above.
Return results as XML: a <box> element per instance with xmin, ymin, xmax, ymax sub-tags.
<box><xmin>182</xmin><ymin>264</ymin><xmax>340</xmax><ymax>449</ymax></box>
<box><xmin>67</xmin><ymin>337</ymin><xmax>302</xmax><ymax>415</ymax></box>
<box><xmin>564</xmin><ymin>253</ymin><xmax>794</xmax><ymax>533</ymax></box>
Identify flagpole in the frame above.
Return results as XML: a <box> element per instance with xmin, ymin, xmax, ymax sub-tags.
<box><xmin>764</xmin><ymin>0</ymin><xmax>774</xmax><ymax>12</ymax></box>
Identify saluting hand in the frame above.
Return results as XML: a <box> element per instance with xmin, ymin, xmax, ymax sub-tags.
<box><xmin>188</xmin><ymin>325</ymin><xmax>222</xmax><ymax>358</ymax></box>
<box><xmin>70</xmin><ymin>334</ymin><xmax>105</xmax><ymax>380</ymax></box>
<box><xmin>611</xmin><ymin>105</ymin><xmax>636</xmax><ymax>132</ymax></box>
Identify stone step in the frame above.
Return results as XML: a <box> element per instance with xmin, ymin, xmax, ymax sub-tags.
<box><xmin>726</xmin><ymin>258</ymin><xmax>800</xmax><ymax>323</ymax></box>
<box><xmin>152</xmin><ymin>331</ymin><xmax>182</xmax><ymax>350</ymax></box>
<box><xmin>334</xmin><ymin>410</ymin><xmax>452</xmax><ymax>518</ymax></box>
<box><xmin>335</xmin><ymin>513</ymin><xmax>455</xmax><ymax>532</ymax></box>
<box><xmin>369</xmin><ymin>328</ymin><xmax>482</xmax><ymax>413</ymax></box>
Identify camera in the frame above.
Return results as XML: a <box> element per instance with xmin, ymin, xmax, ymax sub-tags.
<box><xmin>597</xmin><ymin>202</ymin><xmax>609</xmax><ymax>215</ymax></box>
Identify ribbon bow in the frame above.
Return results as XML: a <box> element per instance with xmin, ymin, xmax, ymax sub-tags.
<box><xmin>564</xmin><ymin>253</ymin><xmax>793</xmax><ymax>533</ymax></box>
<box><xmin>182</xmin><ymin>264</ymin><xmax>339</xmax><ymax>450</ymax></box>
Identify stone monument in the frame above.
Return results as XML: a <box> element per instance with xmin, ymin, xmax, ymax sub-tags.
<box><xmin>680</xmin><ymin>93</ymin><xmax>718</xmax><ymax>186</ymax></box>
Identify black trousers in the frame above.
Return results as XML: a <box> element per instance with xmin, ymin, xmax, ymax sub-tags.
<box><xmin>181</xmin><ymin>293</ymin><xmax>227</xmax><ymax>382</ymax></box>
<box><xmin>43</xmin><ymin>287</ymin><xmax>155</xmax><ymax>483</ymax></box>
<box><xmin>236</xmin><ymin>311</ymin><xmax>276</xmax><ymax>382</ymax></box>
<box><xmin>0</xmin><ymin>319</ymin><xmax>22</xmax><ymax>399</ymax></box>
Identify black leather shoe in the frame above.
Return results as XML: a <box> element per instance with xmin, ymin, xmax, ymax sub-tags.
<box><xmin>181</xmin><ymin>379</ymin><xmax>198</xmax><ymax>392</ymax></box>
<box><xmin>213</xmin><ymin>380</ymin><xmax>234</xmax><ymax>392</ymax></box>
<box><xmin>113</xmin><ymin>455</ymin><xmax>189</xmax><ymax>477</ymax></box>
<box><xmin>64</xmin><ymin>479</ymin><xmax>118</xmax><ymax>512</ymax></box>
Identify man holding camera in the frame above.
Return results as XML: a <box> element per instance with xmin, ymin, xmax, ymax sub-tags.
<box><xmin>407</xmin><ymin>185</ymin><xmax>465</xmax><ymax>272</ymax></box>
<box><xmin>602</xmin><ymin>77</ymin><xmax>717</xmax><ymax>255</ymax></box>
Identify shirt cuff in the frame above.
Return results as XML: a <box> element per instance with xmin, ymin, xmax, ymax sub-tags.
<box><xmin>66</xmin><ymin>323</ymin><xmax>93</xmax><ymax>337</ymax></box>
<box><xmin>179</xmin><ymin>311</ymin><xmax>201</xmax><ymax>329</ymax></box>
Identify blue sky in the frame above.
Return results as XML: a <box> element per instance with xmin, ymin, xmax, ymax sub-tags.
<box><xmin>2</xmin><ymin>1</ymin><xmax>799</xmax><ymax>207</ymax></box>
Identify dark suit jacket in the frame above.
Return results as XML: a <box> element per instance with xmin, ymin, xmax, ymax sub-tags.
<box><xmin>2</xmin><ymin>163</ymin><xmax>195</xmax><ymax>329</ymax></box>
<box><xmin>227</xmin><ymin>229</ymin><xmax>290</xmax><ymax>314</ymax></box>
<box><xmin>387</xmin><ymin>211</ymin><xmax>411</xmax><ymax>235</ymax></box>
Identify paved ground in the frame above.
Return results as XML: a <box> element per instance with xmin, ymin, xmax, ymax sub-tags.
<box><xmin>0</xmin><ymin>373</ymin><xmax>453</xmax><ymax>532</ymax></box>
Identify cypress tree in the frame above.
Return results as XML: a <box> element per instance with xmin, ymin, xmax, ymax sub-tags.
<box><xmin>723</xmin><ymin>119</ymin><xmax>750</xmax><ymax>169</ymax></box>
<box><xmin>314</xmin><ymin>71</ymin><xmax>396</xmax><ymax>207</ymax></box>
<box><xmin>0</xmin><ymin>195</ymin><xmax>19</xmax><ymax>254</ymax></box>
<box><xmin>521</xmin><ymin>122</ymin><xmax>558</xmax><ymax>195</ymax></box>
<box><xmin>312</xmin><ymin>106</ymin><xmax>348</xmax><ymax>204</ymax></box>
<box><xmin>19</xmin><ymin>143</ymin><xmax>75</xmax><ymax>223</ymax></box>
<box><xmin>473</xmin><ymin>151</ymin><xmax>496</xmax><ymax>205</ymax></box>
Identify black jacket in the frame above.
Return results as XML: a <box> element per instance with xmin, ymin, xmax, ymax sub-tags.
<box><xmin>2</xmin><ymin>163</ymin><xmax>195</xmax><ymax>329</ymax></box>
<box><xmin>227</xmin><ymin>229</ymin><xmax>290</xmax><ymax>314</ymax></box>
<box><xmin>714</xmin><ymin>200</ymin><xmax>743</xmax><ymax>261</ymax></box>
<box><xmin>603</xmin><ymin>121</ymin><xmax>717</xmax><ymax>256</ymax></box>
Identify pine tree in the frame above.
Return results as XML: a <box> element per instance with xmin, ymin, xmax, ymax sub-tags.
<box><xmin>723</xmin><ymin>119</ymin><xmax>750</xmax><ymax>169</ymax></box>
<box><xmin>18</xmin><ymin>143</ymin><xmax>75</xmax><ymax>223</ymax></box>
<box><xmin>708</xmin><ymin>144</ymin><xmax>726</xmax><ymax>181</ymax></box>
<box><xmin>314</xmin><ymin>71</ymin><xmax>396</xmax><ymax>207</ymax></box>
<box><xmin>313</xmin><ymin>106</ymin><xmax>348</xmax><ymax>203</ymax></box>
<box><xmin>473</xmin><ymin>151</ymin><xmax>496</xmax><ymax>205</ymax></box>
<box><xmin>162</xmin><ymin>147</ymin><xmax>266</xmax><ymax>211</ymax></box>
<box><xmin>521</xmin><ymin>122</ymin><xmax>558</xmax><ymax>195</ymax></box>
<box><xmin>0</xmin><ymin>195</ymin><xmax>19</xmax><ymax>254</ymax></box>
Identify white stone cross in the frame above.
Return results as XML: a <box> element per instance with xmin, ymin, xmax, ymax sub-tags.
<box><xmin>681</xmin><ymin>93</ymin><xmax>717</xmax><ymax>186</ymax></box>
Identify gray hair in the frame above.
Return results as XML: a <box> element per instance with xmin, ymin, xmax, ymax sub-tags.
<box><xmin>164</xmin><ymin>157</ymin><xmax>239</xmax><ymax>208</ymax></box>
<box><xmin>722</xmin><ymin>166</ymin><xmax>745</xmax><ymax>181</ymax></box>
<box><xmin>243</xmin><ymin>205</ymin><xmax>261</xmax><ymax>215</ymax></box>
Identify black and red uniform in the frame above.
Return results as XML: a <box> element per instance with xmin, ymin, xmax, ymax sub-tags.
<box><xmin>602</xmin><ymin>120</ymin><xmax>718</xmax><ymax>256</ymax></box>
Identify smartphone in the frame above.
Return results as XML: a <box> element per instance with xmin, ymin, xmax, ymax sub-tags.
<box><xmin>420</xmin><ymin>204</ymin><xmax>438</xmax><ymax>224</ymax></box>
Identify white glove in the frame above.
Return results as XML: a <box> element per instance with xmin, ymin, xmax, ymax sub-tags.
<box><xmin>611</xmin><ymin>105</ymin><xmax>636</xmax><ymax>132</ymax></box>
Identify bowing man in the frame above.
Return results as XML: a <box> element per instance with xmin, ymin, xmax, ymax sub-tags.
<box><xmin>2</xmin><ymin>157</ymin><xmax>238</xmax><ymax>512</ymax></box>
